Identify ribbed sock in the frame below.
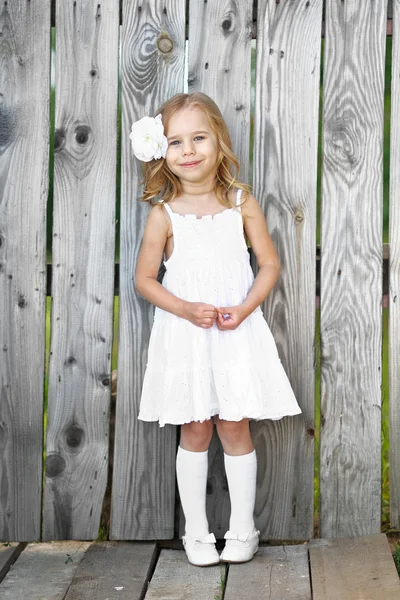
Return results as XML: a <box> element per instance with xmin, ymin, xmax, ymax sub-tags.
<box><xmin>176</xmin><ymin>446</ymin><xmax>210</xmax><ymax>538</ymax></box>
<box><xmin>224</xmin><ymin>450</ymin><xmax>257</xmax><ymax>534</ymax></box>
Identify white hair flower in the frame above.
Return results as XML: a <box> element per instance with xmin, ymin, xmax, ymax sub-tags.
<box><xmin>129</xmin><ymin>114</ymin><xmax>168</xmax><ymax>162</ymax></box>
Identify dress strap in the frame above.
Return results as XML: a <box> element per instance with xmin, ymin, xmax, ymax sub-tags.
<box><xmin>163</xmin><ymin>202</ymin><xmax>174</xmax><ymax>218</ymax></box>
<box><xmin>235</xmin><ymin>188</ymin><xmax>243</xmax><ymax>210</ymax></box>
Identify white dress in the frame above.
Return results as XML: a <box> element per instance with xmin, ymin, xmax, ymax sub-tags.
<box><xmin>138</xmin><ymin>189</ymin><xmax>302</xmax><ymax>427</ymax></box>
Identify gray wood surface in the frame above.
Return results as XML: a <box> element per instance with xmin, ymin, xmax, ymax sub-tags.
<box><xmin>389</xmin><ymin>0</ymin><xmax>400</xmax><ymax>530</ymax></box>
<box><xmin>43</xmin><ymin>0</ymin><xmax>119</xmax><ymax>539</ymax></box>
<box><xmin>251</xmin><ymin>0</ymin><xmax>322</xmax><ymax>539</ymax></box>
<box><xmin>110</xmin><ymin>0</ymin><xmax>185</xmax><ymax>540</ymax></box>
<box><xmin>64</xmin><ymin>542</ymin><xmax>156</xmax><ymax>599</ymax></box>
<box><xmin>188</xmin><ymin>0</ymin><xmax>253</xmax><ymax>181</ymax></box>
<box><xmin>0</xmin><ymin>543</ymin><xmax>25</xmax><ymax>582</ymax></box>
<box><xmin>225</xmin><ymin>545</ymin><xmax>311</xmax><ymax>600</ymax></box>
<box><xmin>184</xmin><ymin>0</ymin><xmax>253</xmax><ymax>540</ymax></box>
<box><xmin>309</xmin><ymin>535</ymin><xmax>400</xmax><ymax>600</ymax></box>
<box><xmin>319</xmin><ymin>0</ymin><xmax>386</xmax><ymax>538</ymax></box>
<box><xmin>0</xmin><ymin>542</ymin><xmax>90</xmax><ymax>600</ymax></box>
<box><xmin>0</xmin><ymin>0</ymin><xmax>50</xmax><ymax>542</ymax></box>
<box><xmin>144</xmin><ymin>549</ymin><xmax>224</xmax><ymax>599</ymax></box>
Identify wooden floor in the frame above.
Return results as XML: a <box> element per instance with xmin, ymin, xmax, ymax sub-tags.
<box><xmin>0</xmin><ymin>534</ymin><xmax>399</xmax><ymax>599</ymax></box>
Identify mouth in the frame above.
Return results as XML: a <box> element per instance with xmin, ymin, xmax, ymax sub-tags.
<box><xmin>179</xmin><ymin>161</ymin><xmax>201</xmax><ymax>168</ymax></box>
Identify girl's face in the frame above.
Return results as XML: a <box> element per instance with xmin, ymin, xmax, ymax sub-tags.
<box><xmin>165</xmin><ymin>107</ymin><xmax>219</xmax><ymax>186</ymax></box>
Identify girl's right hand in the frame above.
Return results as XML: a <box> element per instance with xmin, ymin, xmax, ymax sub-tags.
<box><xmin>182</xmin><ymin>302</ymin><xmax>217</xmax><ymax>329</ymax></box>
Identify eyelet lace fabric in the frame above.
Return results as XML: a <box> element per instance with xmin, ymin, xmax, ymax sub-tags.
<box><xmin>138</xmin><ymin>190</ymin><xmax>302</xmax><ymax>427</ymax></box>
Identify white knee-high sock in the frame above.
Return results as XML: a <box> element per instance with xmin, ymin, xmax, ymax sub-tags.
<box><xmin>176</xmin><ymin>446</ymin><xmax>209</xmax><ymax>538</ymax></box>
<box><xmin>224</xmin><ymin>450</ymin><xmax>257</xmax><ymax>534</ymax></box>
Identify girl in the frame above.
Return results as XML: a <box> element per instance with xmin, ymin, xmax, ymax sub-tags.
<box><xmin>132</xmin><ymin>92</ymin><xmax>301</xmax><ymax>567</ymax></box>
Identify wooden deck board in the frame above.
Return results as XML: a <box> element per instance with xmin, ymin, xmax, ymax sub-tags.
<box><xmin>64</xmin><ymin>542</ymin><xmax>156</xmax><ymax>599</ymax></box>
<box><xmin>0</xmin><ymin>541</ymin><xmax>90</xmax><ymax>600</ymax></box>
<box><xmin>144</xmin><ymin>549</ymin><xmax>224</xmax><ymax>599</ymax></box>
<box><xmin>224</xmin><ymin>545</ymin><xmax>311</xmax><ymax>600</ymax></box>
<box><xmin>0</xmin><ymin>543</ymin><xmax>26</xmax><ymax>582</ymax></box>
<box><xmin>309</xmin><ymin>534</ymin><xmax>400</xmax><ymax>599</ymax></box>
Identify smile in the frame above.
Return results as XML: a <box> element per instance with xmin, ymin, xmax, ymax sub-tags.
<box><xmin>179</xmin><ymin>161</ymin><xmax>201</xmax><ymax>168</ymax></box>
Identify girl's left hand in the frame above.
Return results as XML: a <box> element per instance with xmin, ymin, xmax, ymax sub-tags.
<box><xmin>216</xmin><ymin>306</ymin><xmax>247</xmax><ymax>330</ymax></box>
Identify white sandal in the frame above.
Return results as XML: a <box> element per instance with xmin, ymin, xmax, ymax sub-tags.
<box><xmin>220</xmin><ymin>529</ymin><xmax>260</xmax><ymax>563</ymax></box>
<box><xmin>182</xmin><ymin>532</ymin><xmax>220</xmax><ymax>567</ymax></box>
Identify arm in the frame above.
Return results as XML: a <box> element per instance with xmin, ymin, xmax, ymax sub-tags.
<box><xmin>216</xmin><ymin>194</ymin><xmax>280</xmax><ymax>329</ymax></box>
<box><xmin>135</xmin><ymin>205</ymin><xmax>217</xmax><ymax>328</ymax></box>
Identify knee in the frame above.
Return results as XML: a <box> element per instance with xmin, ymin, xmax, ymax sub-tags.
<box><xmin>180</xmin><ymin>420</ymin><xmax>213</xmax><ymax>452</ymax></box>
<box><xmin>216</xmin><ymin>419</ymin><xmax>249</xmax><ymax>446</ymax></box>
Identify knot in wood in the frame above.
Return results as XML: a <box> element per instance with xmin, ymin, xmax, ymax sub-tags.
<box><xmin>75</xmin><ymin>125</ymin><xmax>90</xmax><ymax>145</ymax></box>
<box><xmin>46</xmin><ymin>453</ymin><xmax>66</xmax><ymax>478</ymax></box>
<box><xmin>157</xmin><ymin>34</ymin><xmax>173</xmax><ymax>54</ymax></box>
<box><xmin>294</xmin><ymin>210</ymin><xmax>304</xmax><ymax>224</ymax></box>
<box><xmin>222</xmin><ymin>19</ymin><xmax>232</xmax><ymax>32</ymax></box>
<box><xmin>65</xmin><ymin>424</ymin><xmax>85</xmax><ymax>449</ymax></box>
<box><xmin>18</xmin><ymin>295</ymin><xmax>26</xmax><ymax>308</ymax></box>
<box><xmin>102</xmin><ymin>377</ymin><xmax>110</xmax><ymax>386</ymax></box>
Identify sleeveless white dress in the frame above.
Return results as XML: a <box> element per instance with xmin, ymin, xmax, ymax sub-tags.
<box><xmin>138</xmin><ymin>190</ymin><xmax>302</xmax><ymax>427</ymax></box>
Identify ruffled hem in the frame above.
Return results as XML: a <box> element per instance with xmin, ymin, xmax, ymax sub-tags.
<box><xmin>138</xmin><ymin>407</ymin><xmax>302</xmax><ymax>428</ymax></box>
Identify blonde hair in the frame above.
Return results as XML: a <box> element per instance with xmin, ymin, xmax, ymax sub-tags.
<box><xmin>140</xmin><ymin>92</ymin><xmax>250</xmax><ymax>207</ymax></box>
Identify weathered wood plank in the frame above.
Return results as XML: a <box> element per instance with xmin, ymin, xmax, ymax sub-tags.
<box><xmin>0</xmin><ymin>543</ymin><xmax>26</xmax><ymax>583</ymax></box>
<box><xmin>111</xmin><ymin>0</ymin><xmax>185</xmax><ymax>540</ymax></box>
<box><xmin>144</xmin><ymin>549</ymin><xmax>224</xmax><ymax>599</ymax></box>
<box><xmin>309</xmin><ymin>535</ymin><xmax>400</xmax><ymax>599</ymax></box>
<box><xmin>43</xmin><ymin>0</ymin><xmax>119</xmax><ymax>539</ymax></box>
<box><xmin>188</xmin><ymin>0</ymin><xmax>253</xmax><ymax>180</ymax></box>
<box><xmin>0</xmin><ymin>542</ymin><xmax>90</xmax><ymax>600</ymax></box>
<box><xmin>319</xmin><ymin>0</ymin><xmax>386</xmax><ymax>538</ymax></box>
<box><xmin>64</xmin><ymin>542</ymin><xmax>156</xmax><ymax>599</ymax></box>
<box><xmin>185</xmin><ymin>0</ymin><xmax>253</xmax><ymax>539</ymax></box>
<box><xmin>224</xmin><ymin>545</ymin><xmax>311</xmax><ymax>600</ymax></box>
<box><xmin>389</xmin><ymin>0</ymin><xmax>400</xmax><ymax>529</ymax></box>
<box><xmin>251</xmin><ymin>0</ymin><xmax>322</xmax><ymax>539</ymax></box>
<box><xmin>0</xmin><ymin>0</ymin><xmax>50</xmax><ymax>542</ymax></box>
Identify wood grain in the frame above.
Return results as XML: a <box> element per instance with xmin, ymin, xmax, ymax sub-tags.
<box><xmin>144</xmin><ymin>549</ymin><xmax>224</xmax><ymax>599</ymax></box>
<box><xmin>309</xmin><ymin>535</ymin><xmax>400</xmax><ymax>599</ymax></box>
<box><xmin>185</xmin><ymin>0</ymin><xmax>253</xmax><ymax>540</ymax></box>
<box><xmin>251</xmin><ymin>0</ymin><xmax>322</xmax><ymax>539</ymax></box>
<box><xmin>225</xmin><ymin>545</ymin><xmax>311</xmax><ymax>600</ymax></box>
<box><xmin>0</xmin><ymin>543</ymin><xmax>26</xmax><ymax>583</ymax></box>
<box><xmin>64</xmin><ymin>542</ymin><xmax>156</xmax><ymax>599</ymax></box>
<box><xmin>110</xmin><ymin>0</ymin><xmax>185</xmax><ymax>540</ymax></box>
<box><xmin>43</xmin><ymin>0</ymin><xmax>119</xmax><ymax>540</ymax></box>
<box><xmin>188</xmin><ymin>0</ymin><xmax>253</xmax><ymax>181</ymax></box>
<box><xmin>0</xmin><ymin>542</ymin><xmax>90</xmax><ymax>600</ymax></box>
<box><xmin>389</xmin><ymin>0</ymin><xmax>400</xmax><ymax>530</ymax></box>
<box><xmin>319</xmin><ymin>0</ymin><xmax>386</xmax><ymax>538</ymax></box>
<box><xmin>0</xmin><ymin>0</ymin><xmax>50</xmax><ymax>542</ymax></box>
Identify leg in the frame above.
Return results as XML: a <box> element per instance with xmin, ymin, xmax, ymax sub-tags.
<box><xmin>177</xmin><ymin>420</ymin><xmax>219</xmax><ymax>566</ymax></box>
<box><xmin>216</xmin><ymin>417</ymin><xmax>259</xmax><ymax>563</ymax></box>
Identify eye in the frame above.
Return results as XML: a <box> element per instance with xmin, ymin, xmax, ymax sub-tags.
<box><xmin>194</xmin><ymin>136</ymin><xmax>204</xmax><ymax>142</ymax></box>
<box><xmin>169</xmin><ymin>140</ymin><xmax>180</xmax><ymax>146</ymax></box>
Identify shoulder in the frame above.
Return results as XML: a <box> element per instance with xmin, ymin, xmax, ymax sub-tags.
<box><xmin>145</xmin><ymin>203</ymin><xmax>172</xmax><ymax>238</ymax></box>
<box><xmin>239</xmin><ymin>193</ymin><xmax>265</xmax><ymax>221</ymax></box>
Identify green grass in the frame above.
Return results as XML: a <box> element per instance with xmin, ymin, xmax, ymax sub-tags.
<box><xmin>393</xmin><ymin>543</ymin><xmax>400</xmax><ymax>576</ymax></box>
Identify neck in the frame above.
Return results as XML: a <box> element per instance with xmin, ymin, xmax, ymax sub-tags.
<box><xmin>179</xmin><ymin>173</ymin><xmax>216</xmax><ymax>198</ymax></box>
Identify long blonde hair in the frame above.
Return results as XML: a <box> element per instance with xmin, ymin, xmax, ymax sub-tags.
<box><xmin>141</xmin><ymin>92</ymin><xmax>250</xmax><ymax>207</ymax></box>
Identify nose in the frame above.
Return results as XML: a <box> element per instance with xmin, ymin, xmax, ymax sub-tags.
<box><xmin>181</xmin><ymin>139</ymin><xmax>195</xmax><ymax>156</ymax></box>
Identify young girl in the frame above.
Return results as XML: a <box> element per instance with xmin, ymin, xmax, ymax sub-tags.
<box><xmin>131</xmin><ymin>92</ymin><xmax>301</xmax><ymax>567</ymax></box>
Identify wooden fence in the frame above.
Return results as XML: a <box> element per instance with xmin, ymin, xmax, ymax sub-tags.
<box><xmin>0</xmin><ymin>0</ymin><xmax>399</xmax><ymax>542</ymax></box>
